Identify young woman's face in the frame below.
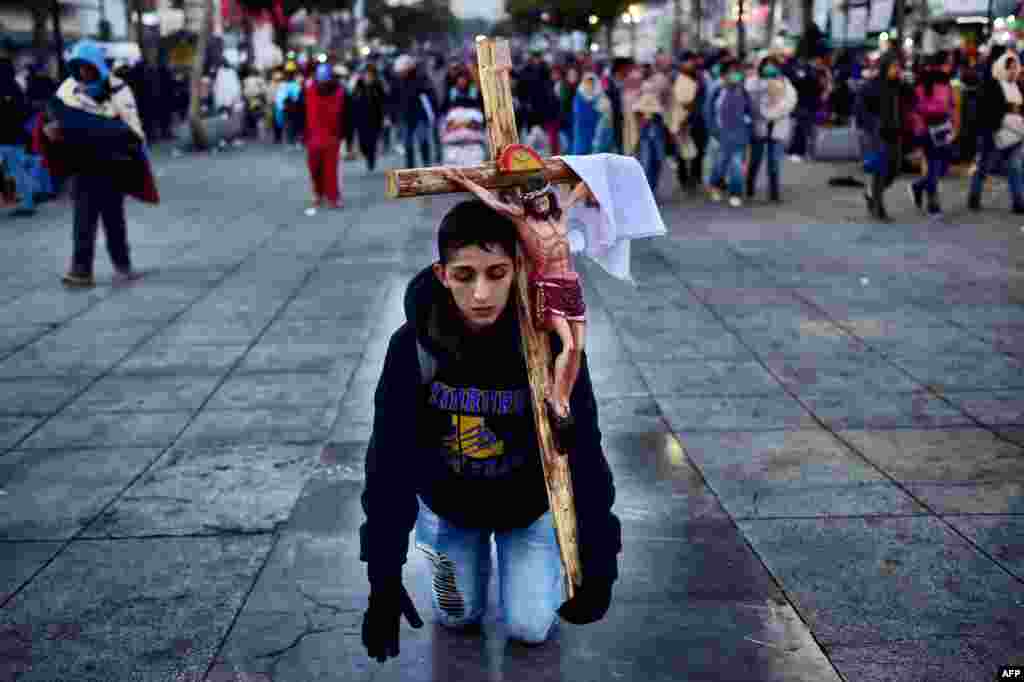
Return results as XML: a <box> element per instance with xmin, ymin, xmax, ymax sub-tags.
<box><xmin>433</xmin><ymin>244</ymin><xmax>515</xmax><ymax>332</ymax></box>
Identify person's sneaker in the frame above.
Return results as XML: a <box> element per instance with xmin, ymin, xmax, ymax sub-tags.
<box><xmin>907</xmin><ymin>183</ymin><xmax>924</xmax><ymax>213</ymax></box>
<box><xmin>1013</xmin><ymin>205</ymin><xmax>1024</xmax><ymax>215</ymax></box>
<box><xmin>113</xmin><ymin>268</ymin><xmax>143</xmax><ymax>285</ymax></box>
<box><xmin>968</xmin><ymin>196</ymin><xmax>981</xmax><ymax>211</ymax></box>
<box><xmin>789</xmin><ymin>154</ymin><xmax>804</xmax><ymax>163</ymax></box>
<box><xmin>62</xmin><ymin>271</ymin><xmax>95</xmax><ymax>288</ymax></box>
<box><xmin>10</xmin><ymin>207</ymin><xmax>36</xmax><ymax>217</ymax></box>
<box><xmin>709</xmin><ymin>188</ymin><xmax>723</xmax><ymax>202</ymax></box>
<box><xmin>729</xmin><ymin>196</ymin><xmax>743</xmax><ymax>208</ymax></box>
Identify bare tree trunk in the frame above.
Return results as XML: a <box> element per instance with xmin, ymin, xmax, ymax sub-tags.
<box><xmin>189</xmin><ymin>0</ymin><xmax>212</xmax><ymax>150</ymax></box>
<box><xmin>764</xmin><ymin>0</ymin><xmax>778</xmax><ymax>48</ymax></box>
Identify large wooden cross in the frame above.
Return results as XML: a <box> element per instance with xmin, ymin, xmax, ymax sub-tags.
<box><xmin>385</xmin><ymin>37</ymin><xmax>583</xmax><ymax>599</ymax></box>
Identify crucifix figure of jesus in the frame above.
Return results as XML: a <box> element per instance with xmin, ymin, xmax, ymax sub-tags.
<box><xmin>384</xmin><ymin>36</ymin><xmax>587</xmax><ymax>599</ymax></box>
<box><xmin>440</xmin><ymin>168</ymin><xmax>593</xmax><ymax>450</ymax></box>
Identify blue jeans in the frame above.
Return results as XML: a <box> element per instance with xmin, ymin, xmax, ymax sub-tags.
<box><xmin>0</xmin><ymin>145</ymin><xmax>35</xmax><ymax>210</ymax></box>
<box><xmin>912</xmin><ymin>138</ymin><xmax>950</xmax><ymax>204</ymax></box>
<box><xmin>709</xmin><ymin>143</ymin><xmax>746</xmax><ymax>196</ymax></box>
<box><xmin>414</xmin><ymin>496</ymin><xmax>564</xmax><ymax>644</ymax></box>
<box><xmin>970</xmin><ymin>139</ymin><xmax>1024</xmax><ymax>209</ymax></box>
<box><xmin>788</xmin><ymin>108</ymin><xmax>817</xmax><ymax>159</ymax></box>
<box><xmin>403</xmin><ymin>120</ymin><xmax>432</xmax><ymax>169</ymax></box>
<box><xmin>748</xmin><ymin>139</ymin><xmax>783</xmax><ymax>197</ymax></box>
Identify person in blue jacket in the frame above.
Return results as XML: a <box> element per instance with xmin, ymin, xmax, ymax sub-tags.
<box><xmin>359</xmin><ymin>199</ymin><xmax>622</xmax><ymax>662</ymax></box>
<box><xmin>707</xmin><ymin>58</ymin><xmax>753</xmax><ymax>206</ymax></box>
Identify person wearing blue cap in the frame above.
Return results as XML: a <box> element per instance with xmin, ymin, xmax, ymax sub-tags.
<box><xmin>43</xmin><ymin>39</ymin><xmax>152</xmax><ymax>288</ymax></box>
<box><xmin>303</xmin><ymin>62</ymin><xmax>346</xmax><ymax>210</ymax></box>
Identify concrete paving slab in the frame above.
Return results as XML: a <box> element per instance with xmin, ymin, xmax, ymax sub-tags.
<box><xmin>0</xmin><ymin>542</ymin><xmax>62</xmax><ymax>603</ymax></box>
<box><xmin>0</xmin><ymin>288</ymin><xmax>108</xmax><ymax>326</ymax></box>
<box><xmin>17</xmin><ymin>411</ymin><xmax>192</xmax><ymax>450</ymax></box>
<box><xmin>177</xmin><ymin>407</ymin><xmax>334</xmax><ymax>446</ymax></box>
<box><xmin>0</xmin><ymin>447</ymin><xmax>164</xmax><ymax>540</ymax></box>
<box><xmin>677</xmin><ymin>430</ymin><xmax>927</xmax><ymax>519</ymax></box>
<box><xmin>636</xmin><ymin>358</ymin><xmax>788</xmax><ymax>396</ymax></box>
<box><xmin>849</xmin><ymin>324</ymin><xmax>998</xmax><ymax>355</ymax></box>
<box><xmin>207</xmin><ymin>371</ymin><xmax>351</xmax><ymax>410</ymax></box>
<box><xmin>41</xmin><ymin>320</ymin><xmax>161</xmax><ymax>350</ymax></box>
<box><xmin>150</xmin><ymin>319</ymin><xmax>269</xmax><ymax>347</ymax></box>
<box><xmin>0</xmin><ymin>337</ymin><xmax>135</xmax><ymax>379</ymax></box>
<box><xmin>259</xmin><ymin>315</ymin><xmax>375</xmax><ymax>344</ymax></box>
<box><xmin>798</xmin><ymin>389</ymin><xmax>975</xmax><ymax>429</ymax></box>
<box><xmin>0</xmin><ymin>417</ymin><xmax>44</xmax><ymax>451</ymax></box>
<box><xmin>657</xmin><ymin>394</ymin><xmax>812</xmax><ymax>431</ymax></box>
<box><xmin>883</xmin><ymin>352</ymin><xmax>1024</xmax><ymax>391</ymax></box>
<box><xmin>0</xmin><ymin>535</ymin><xmax>272</xmax><ymax>682</ymax></box>
<box><xmin>0</xmin><ymin>377</ymin><xmax>93</xmax><ymax>416</ymax></box>
<box><xmin>114</xmin><ymin>342</ymin><xmax>248</xmax><ymax>376</ymax></box>
<box><xmin>0</xmin><ymin>326</ymin><xmax>54</xmax><ymax>357</ymax></box>
<box><xmin>215</xmin><ymin>469</ymin><xmax>840</xmax><ymax>682</ymax></box>
<box><xmin>942</xmin><ymin>389</ymin><xmax>1024</xmax><ymax>426</ymax></box>
<box><xmin>938</xmin><ymin>515</ymin><xmax>1024</xmax><ymax>579</ymax></box>
<box><xmin>933</xmin><ymin>303</ymin><xmax>1024</xmax><ymax>329</ymax></box>
<box><xmin>736</xmin><ymin>516</ymin><xmax>1024</xmax><ymax>647</ymax></box>
<box><xmin>615</xmin><ymin>316</ymin><xmax>756</xmax><ymax>360</ymax></box>
<box><xmin>83</xmin><ymin>442</ymin><xmax>320</xmax><ymax>538</ymax></box>
<box><xmin>238</xmin><ymin>343</ymin><xmax>358</xmax><ymax>374</ymax></box>
<box><xmin>735</xmin><ymin>325</ymin><xmax>872</xmax><ymax>355</ymax></box>
<box><xmin>836</xmin><ymin>427</ymin><xmax>1024</xmax><ymax>484</ymax></box>
<box><xmin>761</xmin><ymin>350</ymin><xmax>922</xmax><ymax>394</ymax></box>
<box><xmin>71</xmin><ymin>374</ymin><xmax>222</xmax><ymax>412</ymax></box>
<box><xmin>825</xmin><ymin>636</ymin><xmax>1020</xmax><ymax>682</ymax></box>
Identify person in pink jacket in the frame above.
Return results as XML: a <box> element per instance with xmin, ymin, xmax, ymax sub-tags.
<box><xmin>908</xmin><ymin>51</ymin><xmax>959</xmax><ymax>218</ymax></box>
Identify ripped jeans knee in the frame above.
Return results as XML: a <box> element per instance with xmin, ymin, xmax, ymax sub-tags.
<box><xmin>416</xmin><ymin>541</ymin><xmax>488</xmax><ymax>629</ymax></box>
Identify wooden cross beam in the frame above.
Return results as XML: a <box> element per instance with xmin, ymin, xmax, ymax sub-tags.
<box><xmin>383</xmin><ymin>37</ymin><xmax>583</xmax><ymax>600</ymax></box>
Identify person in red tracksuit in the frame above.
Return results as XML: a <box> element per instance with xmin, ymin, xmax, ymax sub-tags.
<box><xmin>305</xmin><ymin>63</ymin><xmax>345</xmax><ymax>210</ymax></box>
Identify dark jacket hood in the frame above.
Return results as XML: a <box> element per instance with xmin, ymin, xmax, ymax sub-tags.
<box><xmin>403</xmin><ymin>265</ymin><xmax>521</xmax><ymax>367</ymax></box>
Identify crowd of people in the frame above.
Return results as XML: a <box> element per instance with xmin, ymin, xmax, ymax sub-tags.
<box><xmin>6</xmin><ymin>35</ymin><xmax>1024</xmax><ymax>286</ymax></box>
<box><xmin>211</xmin><ymin>40</ymin><xmax>1024</xmax><ymax>220</ymax></box>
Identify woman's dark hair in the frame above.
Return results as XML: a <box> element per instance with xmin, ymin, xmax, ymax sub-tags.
<box><xmin>437</xmin><ymin>199</ymin><xmax>519</xmax><ymax>265</ymax></box>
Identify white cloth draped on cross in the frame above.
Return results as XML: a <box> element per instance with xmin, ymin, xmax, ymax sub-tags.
<box><xmin>560</xmin><ymin>153</ymin><xmax>667</xmax><ymax>285</ymax></box>
<box><xmin>430</xmin><ymin>153</ymin><xmax>667</xmax><ymax>282</ymax></box>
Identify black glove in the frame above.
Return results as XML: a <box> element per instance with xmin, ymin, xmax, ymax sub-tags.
<box><xmin>557</xmin><ymin>578</ymin><xmax>613</xmax><ymax>625</ymax></box>
<box><xmin>361</xmin><ymin>576</ymin><xmax>424</xmax><ymax>663</ymax></box>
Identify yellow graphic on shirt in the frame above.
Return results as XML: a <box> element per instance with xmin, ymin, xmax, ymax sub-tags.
<box><xmin>443</xmin><ymin>414</ymin><xmax>504</xmax><ymax>459</ymax></box>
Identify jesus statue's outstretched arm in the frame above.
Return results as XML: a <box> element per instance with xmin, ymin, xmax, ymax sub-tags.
<box><xmin>439</xmin><ymin>167</ymin><xmax>525</xmax><ymax>219</ymax></box>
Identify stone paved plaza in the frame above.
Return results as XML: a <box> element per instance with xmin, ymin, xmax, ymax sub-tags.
<box><xmin>0</xmin><ymin>143</ymin><xmax>1022</xmax><ymax>681</ymax></box>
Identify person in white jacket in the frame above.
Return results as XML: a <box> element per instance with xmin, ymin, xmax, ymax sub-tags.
<box><xmin>746</xmin><ymin>56</ymin><xmax>797</xmax><ymax>202</ymax></box>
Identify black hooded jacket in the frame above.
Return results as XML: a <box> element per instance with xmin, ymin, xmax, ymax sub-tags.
<box><xmin>359</xmin><ymin>266</ymin><xmax>622</xmax><ymax>586</ymax></box>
